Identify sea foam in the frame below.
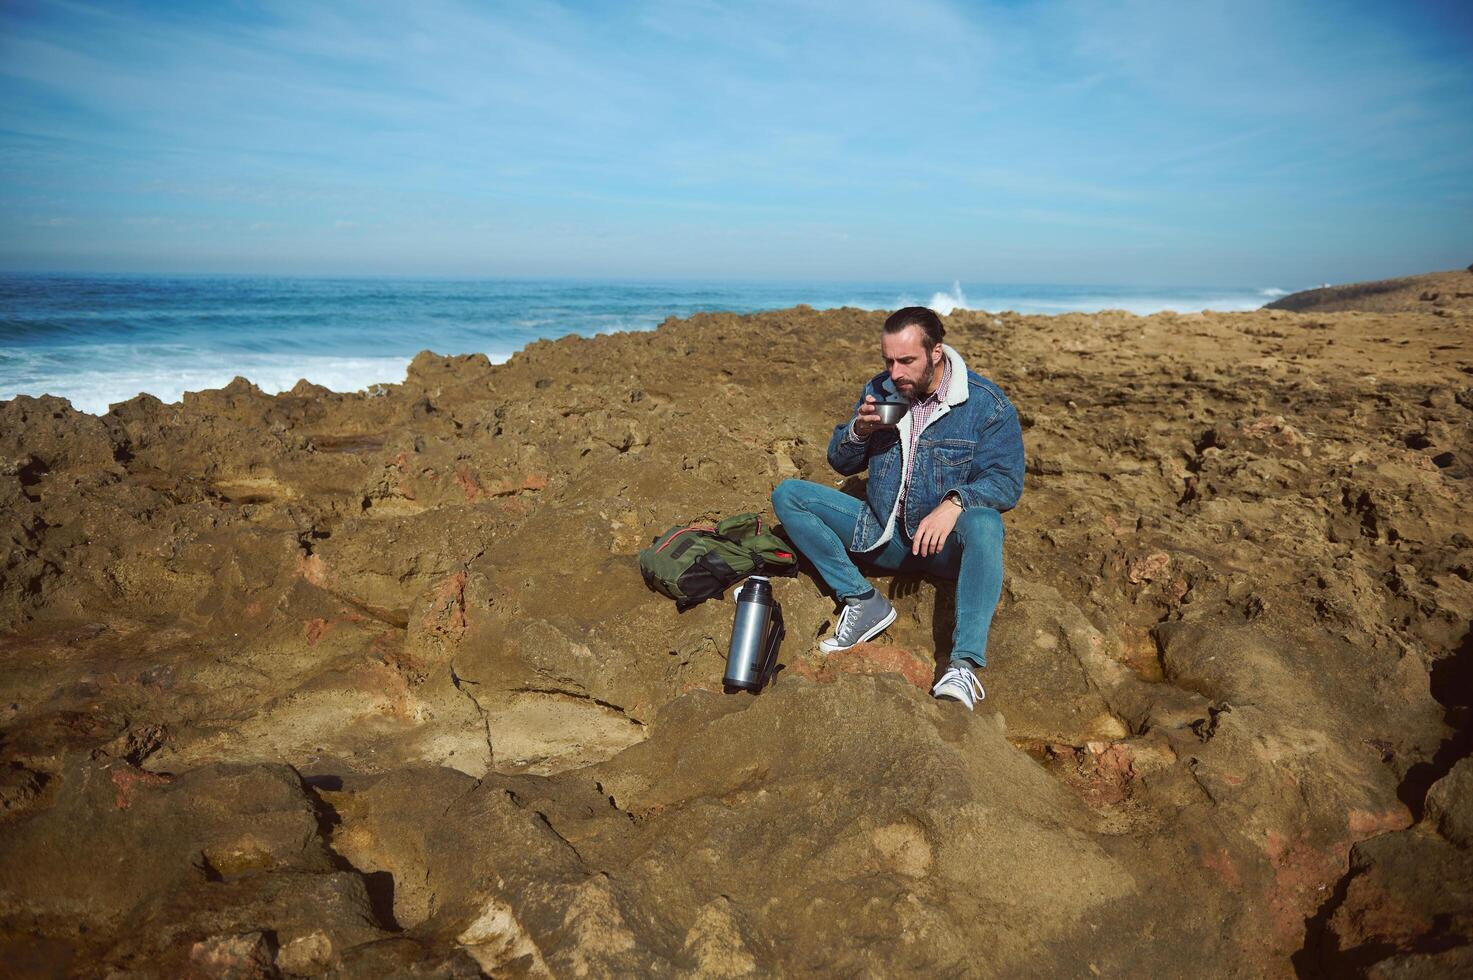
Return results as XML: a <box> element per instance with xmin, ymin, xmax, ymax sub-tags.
<box><xmin>927</xmin><ymin>281</ymin><xmax>971</xmax><ymax>315</ymax></box>
<box><xmin>0</xmin><ymin>348</ymin><xmax>505</xmax><ymax>416</ymax></box>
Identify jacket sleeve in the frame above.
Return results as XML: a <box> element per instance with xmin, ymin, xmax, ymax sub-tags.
<box><xmin>947</xmin><ymin>399</ymin><xmax>1025</xmax><ymax>512</ymax></box>
<box><xmin>826</xmin><ymin>385</ymin><xmax>875</xmax><ymax>476</ymax></box>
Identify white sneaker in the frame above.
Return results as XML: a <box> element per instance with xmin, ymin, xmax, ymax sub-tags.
<box><xmin>932</xmin><ymin>662</ymin><xmax>985</xmax><ymax>710</ymax></box>
<box><xmin>818</xmin><ymin>591</ymin><xmax>897</xmax><ymax>653</ymax></box>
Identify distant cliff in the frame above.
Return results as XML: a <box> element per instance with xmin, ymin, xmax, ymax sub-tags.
<box><xmin>1265</xmin><ymin>266</ymin><xmax>1473</xmax><ymax>313</ymax></box>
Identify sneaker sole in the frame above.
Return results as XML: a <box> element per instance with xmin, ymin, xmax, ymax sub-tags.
<box><xmin>818</xmin><ymin>605</ymin><xmax>898</xmax><ymax>654</ymax></box>
<box><xmin>932</xmin><ymin>679</ymin><xmax>985</xmax><ymax>710</ymax></box>
<box><xmin>932</xmin><ymin>689</ymin><xmax>977</xmax><ymax>711</ymax></box>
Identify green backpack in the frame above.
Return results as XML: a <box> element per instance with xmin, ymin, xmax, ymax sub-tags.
<box><xmin>639</xmin><ymin>512</ymin><xmax>797</xmax><ymax>610</ymax></box>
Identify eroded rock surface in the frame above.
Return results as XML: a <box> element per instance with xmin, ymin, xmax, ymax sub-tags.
<box><xmin>2</xmin><ymin>300</ymin><xmax>1470</xmax><ymax>976</ymax></box>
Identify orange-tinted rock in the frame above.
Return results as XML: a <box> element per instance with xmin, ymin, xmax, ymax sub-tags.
<box><xmin>787</xmin><ymin>643</ymin><xmax>933</xmax><ymax>690</ymax></box>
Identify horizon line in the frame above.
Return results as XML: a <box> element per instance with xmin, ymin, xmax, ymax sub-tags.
<box><xmin>0</xmin><ymin>268</ymin><xmax>1301</xmax><ymax>292</ymax></box>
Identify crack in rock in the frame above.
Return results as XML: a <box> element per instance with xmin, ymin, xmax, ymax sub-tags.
<box><xmin>450</xmin><ymin>666</ymin><xmax>495</xmax><ymax>766</ymax></box>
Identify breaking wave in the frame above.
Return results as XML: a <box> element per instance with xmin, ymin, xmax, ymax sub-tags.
<box><xmin>927</xmin><ymin>281</ymin><xmax>970</xmax><ymax>315</ymax></box>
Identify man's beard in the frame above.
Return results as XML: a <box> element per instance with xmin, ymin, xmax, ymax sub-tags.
<box><xmin>903</xmin><ymin>356</ymin><xmax>937</xmax><ymax>403</ymax></box>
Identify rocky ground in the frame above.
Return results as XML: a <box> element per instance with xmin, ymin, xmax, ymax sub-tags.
<box><xmin>2</xmin><ymin>285</ymin><xmax>1470</xmax><ymax>977</ymax></box>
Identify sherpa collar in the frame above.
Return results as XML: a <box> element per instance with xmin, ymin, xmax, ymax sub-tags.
<box><xmin>938</xmin><ymin>343</ymin><xmax>969</xmax><ymax>406</ymax></box>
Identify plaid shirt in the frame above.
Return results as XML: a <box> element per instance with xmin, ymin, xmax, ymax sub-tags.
<box><xmin>898</xmin><ymin>358</ymin><xmax>949</xmax><ymax>507</ymax></box>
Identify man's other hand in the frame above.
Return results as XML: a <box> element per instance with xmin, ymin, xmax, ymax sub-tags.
<box><xmin>913</xmin><ymin>497</ymin><xmax>963</xmax><ymax>556</ymax></box>
<box><xmin>854</xmin><ymin>395</ymin><xmax>885</xmax><ymax>439</ymax></box>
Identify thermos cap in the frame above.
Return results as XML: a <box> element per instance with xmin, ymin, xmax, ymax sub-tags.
<box><xmin>737</xmin><ymin>576</ymin><xmax>774</xmax><ymax>605</ymax></box>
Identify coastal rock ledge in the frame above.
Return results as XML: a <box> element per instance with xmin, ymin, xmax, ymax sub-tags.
<box><xmin>2</xmin><ymin>298</ymin><xmax>1470</xmax><ymax>977</ymax></box>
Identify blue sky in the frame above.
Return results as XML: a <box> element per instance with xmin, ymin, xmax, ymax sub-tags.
<box><xmin>2</xmin><ymin>0</ymin><xmax>1470</xmax><ymax>286</ymax></box>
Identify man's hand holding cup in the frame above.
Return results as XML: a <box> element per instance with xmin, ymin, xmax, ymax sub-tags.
<box><xmin>853</xmin><ymin>395</ymin><xmax>891</xmax><ymax>439</ymax></box>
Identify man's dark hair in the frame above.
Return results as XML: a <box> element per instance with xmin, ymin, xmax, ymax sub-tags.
<box><xmin>883</xmin><ymin>306</ymin><xmax>945</xmax><ymax>349</ymax></box>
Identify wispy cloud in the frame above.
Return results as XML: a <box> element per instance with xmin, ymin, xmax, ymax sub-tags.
<box><xmin>1</xmin><ymin>0</ymin><xmax>1470</xmax><ymax>282</ymax></box>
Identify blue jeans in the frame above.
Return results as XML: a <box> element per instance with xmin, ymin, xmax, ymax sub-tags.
<box><xmin>771</xmin><ymin>479</ymin><xmax>1004</xmax><ymax>668</ymax></box>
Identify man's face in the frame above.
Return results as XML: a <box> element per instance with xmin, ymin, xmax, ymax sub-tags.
<box><xmin>882</xmin><ymin>325</ymin><xmax>942</xmax><ymax>402</ymax></box>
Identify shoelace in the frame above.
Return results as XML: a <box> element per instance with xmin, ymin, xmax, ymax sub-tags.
<box><xmin>836</xmin><ymin>603</ymin><xmax>862</xmax><ymax>642</ymax></box>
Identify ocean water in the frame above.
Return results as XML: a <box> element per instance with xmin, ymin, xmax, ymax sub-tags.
<box><xmin>0</xmin><ymin>275</ymin><xmax>1287</xmax><ymax>415</ymax></box>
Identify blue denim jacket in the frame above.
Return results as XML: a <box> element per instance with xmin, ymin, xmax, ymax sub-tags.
<box><xmin>826</xmin><ymin>344</ymin><xmax>1024</xmax><ymax>552</ymax></box>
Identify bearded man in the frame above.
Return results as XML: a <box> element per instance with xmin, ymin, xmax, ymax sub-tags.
<box><xmin>770</xmin><ymin>306</ymin><xmax>1025</xmax><ymax>709</ymax></box>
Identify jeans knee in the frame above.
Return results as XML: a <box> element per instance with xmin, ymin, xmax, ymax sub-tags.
<box><xmin>956</xmin><ymin>507</ymin><xmax>1003</xmax><ymax>548</ymax></box>
<box><xmin>771</xmin><ymin>478</ymin><xmax>806</xmax><ymax>517</ymax></box>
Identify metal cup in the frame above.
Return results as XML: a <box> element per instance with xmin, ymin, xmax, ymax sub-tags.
<box><xmin>873</xmin><ymin>401</ymin><xmax>909</xmax><ymax>425</ymax></box>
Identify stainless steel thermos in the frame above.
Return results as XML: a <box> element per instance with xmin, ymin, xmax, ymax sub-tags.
<box><xmin>724</xmin><ymin>576</ymin><xmax>784</xmax><ymax>691</ymax></box>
